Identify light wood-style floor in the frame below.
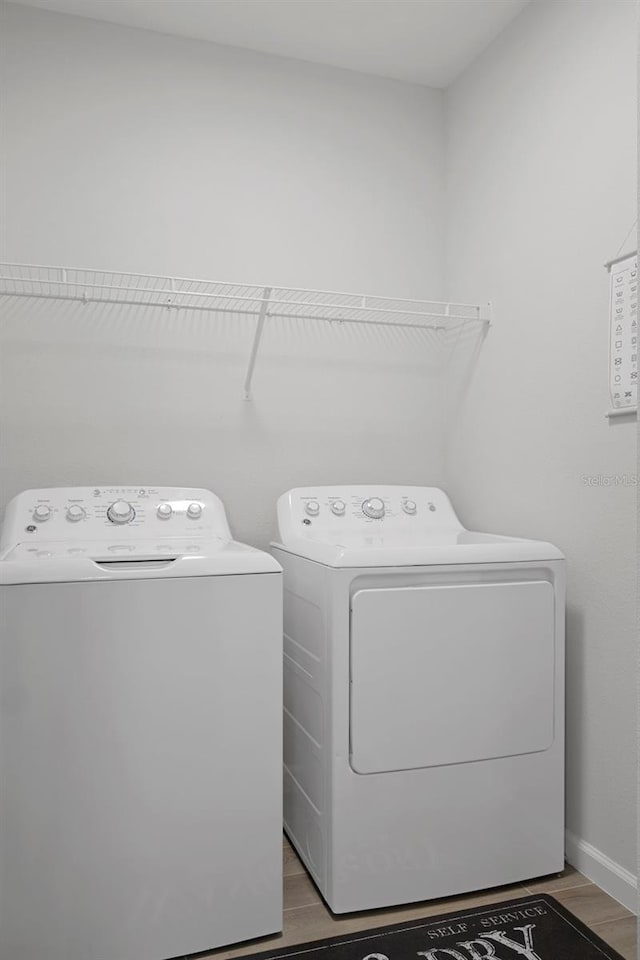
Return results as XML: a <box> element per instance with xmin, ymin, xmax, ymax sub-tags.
<box><xmin>196</xmin><ymin>836</ymin><xmax>636</xmax><ymax>960</ymax></box>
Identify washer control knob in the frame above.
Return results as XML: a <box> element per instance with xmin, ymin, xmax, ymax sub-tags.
<box><xmin>33</xmin><ymin>504</ymin><xmax>51</xmax><ymax>522</ymax></box>
<box><xmin>330</xmin><ymin>499</ymin><xmax>346</xmax><ymax>516</ymax></box>
<box><xmin>107</xmin><ymin>500</ymin><xmax>134</xmax><ymax>524</ymax></box>
<box><xmin>304</xmin><ymin>500</ymin><xmax>320</xmax><ymax>517</ymax></box>
<box><xmin>187</xmin><ymin>502</ymin><xmax>202</xmax><ymax>519</ymax></box>
<box><xmin>362</xmin><ymin>497</ymin><xmax>385</xmax><ymax>519</ymax></box>
<box><xmin>403</xmin><ymin>500</ymin><xmax>417</xmax><ymax>515</ymax></box>
<box><xmin>157</xmin><ymin>503</ymin><xmax>173</xmax><ymax>520</ymax></box>
<box><xmin>66</xmin><ymin>505</ymin><xmax>86</xmax><ymax>522</ymax></box>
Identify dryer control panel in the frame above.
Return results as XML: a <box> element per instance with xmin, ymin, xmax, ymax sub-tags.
<box><xmin>277</xmin><ymin>485</ymin><xmax>463</xmax><ymax>545</ymax></box>
<box><xmin>0</xmin><ymin>486</ymin><xmax>232</xmax><ymax>555</ymax></box>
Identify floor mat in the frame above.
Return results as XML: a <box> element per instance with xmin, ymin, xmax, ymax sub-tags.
<box><xmin>237</xmin><ymin>893</ymin><xmax>624</xmax><ymax>960</ymax></box>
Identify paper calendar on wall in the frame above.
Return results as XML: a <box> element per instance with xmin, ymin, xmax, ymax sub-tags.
<box><xmin>608</xmin><ymin>251</ymin><xmax>637</xmax><ymax>414</ymax></box>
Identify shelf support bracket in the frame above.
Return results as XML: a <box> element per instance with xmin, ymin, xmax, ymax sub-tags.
<box><xmin>244</xmin><ymin>286</ymin><xmax>272</xmax><ymax>400</ymax></box>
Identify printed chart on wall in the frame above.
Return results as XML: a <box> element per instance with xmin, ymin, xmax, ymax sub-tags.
<box><xmin>608</xmin><ymin>250</ymin><xmax>637</xmax><ymax>415</ymax></box>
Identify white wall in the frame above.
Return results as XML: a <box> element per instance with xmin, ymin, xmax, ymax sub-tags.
<box><xmin>0</xmin><ymin>1</ymin><xmax>454</xmax><ymax>546</ymax></box>
<box><xmin>444</xmin><ymin>0</ymin><xmax>637</xmax><ymax>902</ymax></box>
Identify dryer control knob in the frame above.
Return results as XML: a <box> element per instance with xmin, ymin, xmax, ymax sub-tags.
<box><xmin>187</xmin><ymin>502</ymin><xmax>202</xmax><ymax>519</ymax></box>
<box><xmin>362</xmin><ymin>497</ymin><xmax>385</xmax><ymax>519</ymax></box>
<box><xmin>304</xmin><ymin>501</ymin><xmax>320</xmax><ymax>517</ymax></box>
<box><xmin>107</xmin><ymin>500</ymin><xmax>134</xmax><ymax>524</ymax></box>
<box><xmin>66</xmin><ymin>505</ymin><xmax>86</xmax><ymax>522</ymax></box>
<box><xmin>330</xmin><ymin>499</ymin><xmax>346</xmax><ymax>516</ymax></box>
<box><xmin>157</xmin><ymin>503</ymin><xmax>173</xmax><ymax>519</ymax></box>
<box><xmin>33</xmin><ymin>504</ymin><xmax>51</xmax><ymax>522</ymax></box>
<box><xmin>403</xmin><ymin>500</ymin><xmax>417</xmax><ymax>515</ymax></box>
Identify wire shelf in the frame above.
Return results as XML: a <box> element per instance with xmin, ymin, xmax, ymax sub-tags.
<box><xmin>0</xmin><ymin>263</ymin><xmax>491</xmax><ymax>397</ymax></box>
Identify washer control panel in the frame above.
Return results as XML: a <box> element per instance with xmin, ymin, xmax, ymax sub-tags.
<box><xmin>277</xmin><ymin>485</ymin><xmax>463</xmax><ymax>544</ymax></box>
<box><xmin>0</xmin><ymin>486</ymin><xmax>232</xmax><ymax>554</ymax></box>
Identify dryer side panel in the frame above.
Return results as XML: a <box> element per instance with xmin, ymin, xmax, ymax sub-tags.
<box><xmin>350</xmin><ymin>579</ymin><xmax>555</xmax><ymax>774</ymax></box>
<box><xmin>274</xmin><ymin>549</ymin><xmax>331</xmax><ymax>892</ymax></box>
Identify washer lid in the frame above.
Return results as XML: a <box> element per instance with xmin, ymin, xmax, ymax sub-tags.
<box><xmin>0</xmin><ymin>486</ymin><xmax>281</xmax><ymax>583</ymax></box>
<box><xmin>0</xmin><ymin>540</ymin><xmax>282</xmax><ymax>584</ymax></box>
<box><xmin>273</xmin><ymin>485</ymin><xmax>563</xmax><ymax>567</ymax></box>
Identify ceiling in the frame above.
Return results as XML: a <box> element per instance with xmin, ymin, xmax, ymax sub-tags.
<box><xmin>10</xmin><ymin>0</ymin><xmax>532</xmax><ymax>87</ymax></box>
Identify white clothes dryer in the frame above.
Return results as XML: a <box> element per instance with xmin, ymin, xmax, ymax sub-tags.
<box><xmin>0</xmin><ymin>486</ymin><xmax>282</xmax><ymax>960</ymax></box>
<box><xmin>272</xmin><ymin>485</ymin><xmax>565</xmax><ymax>914</ymax></box>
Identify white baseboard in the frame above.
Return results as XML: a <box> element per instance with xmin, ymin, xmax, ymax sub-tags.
<box><xmin>565</xmin><ymin>830</ymin><xmax>637</xmax><ymax>914</ymax></box>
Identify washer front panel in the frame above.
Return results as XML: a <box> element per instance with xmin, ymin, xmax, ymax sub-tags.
<box><xmin>0</xmin><ymin>572</ymin><xmax>283</xmax><ymax>958</ymax></box>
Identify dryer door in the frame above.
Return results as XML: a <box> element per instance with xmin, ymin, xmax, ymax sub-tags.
<box><xmin>349</xmin><ymin>580</ymin><xmax>555</xmax><ymax>774</ymax></box>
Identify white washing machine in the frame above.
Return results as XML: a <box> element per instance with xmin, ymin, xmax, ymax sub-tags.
<box><xmin>272</xmin><ymin>485</ymin><xmax>565</xmax><ymax>914</ymax></box>
<box><xmin>0</xmin><ymin>486</ymin><xmax>283</xmax><ymax>960</ymax></box>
